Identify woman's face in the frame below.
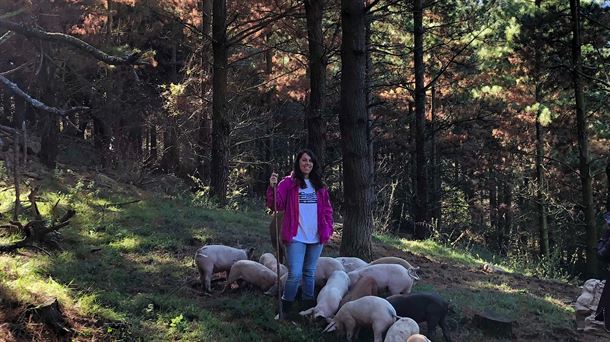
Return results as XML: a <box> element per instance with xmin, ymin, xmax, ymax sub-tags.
<box><xmin>299</xmin><ymin>153</ymin><xmax>313</xmax><ymax>178</ymax></box>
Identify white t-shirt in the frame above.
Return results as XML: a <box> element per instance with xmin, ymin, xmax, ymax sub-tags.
<box><xmin>294</xmin><ymin>179</ymin><xmax>319</xmax><ymax>243</ymax></box>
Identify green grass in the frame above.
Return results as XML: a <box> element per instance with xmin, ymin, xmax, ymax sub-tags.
<box><xmin>375</xmin><ymin>234</ymin><xmax>494</xmax><ymax>268</ymax></box>
<box><xmin>0</xmin><ymin>173</ymin><xmax>337</xmax><ymax>341</ymax></box>
<box><xmin>0</xmin><ymin>172</ymin><xmax>579</xmax><ymax>341</ymax></box>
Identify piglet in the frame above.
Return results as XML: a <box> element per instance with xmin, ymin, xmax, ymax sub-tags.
<box><xmin>265</xmin><ymin>256</ymin><xmax>346</xmax><ymax>295</ymax></box>
<box><xmin>386</xmin><ymin>292</ymin><xmax>452</xmax><ymax>342</ymax></box>
<box><xmin>384</xmin><ymin>317</ymin><xmax>420</xmax><ymax>342</ymax></box>
<box><xmin>194</xmin><ymin>244</ymin><xmax>254</xmax><ymax>293</ymax></box>
<box><xmin>222</xmin><ymin>260</ymin><xmax>277</xmax><ymax>292</ymax></box>
<box><xmin>316</xmin><ymin>257</ymin><xmax>345</xmax><ymax>287</ymax></box>
<box><xmin>369</xmin><ymin>256</ymin><xmax>421</xmax><ymax>280</ymax></box>
<box><xmin>339</xmin><ymin>275</ymin><xmax>378</xmax><ymax>308</ymax></box>
<box><xmin>300</xmin><ymin>270</ymin><xmax>350</xmax><ymax>321</ymax></box>
<box><xmin>348</xmin><ymin>264</ymin><xmax>416</xmax><ymax>296</ymax></box>
<box><xmin>336</xmin><ymin>257</ymin><xmax>368</xmax><ymax>272</ymax></box>
<box><xmin>259</xmin><ymin>252</ymin><xmax>288</xmax><ymax>277</ymax></box>
<box><xmin>323</xmin><ymin>295</ymin><xmax>397</xmax><ymax>342</ymax></box>
<box><xmin>407</xmin><ymin>334</ymin><xmax>432</xmax><ymax>342</ymax></box>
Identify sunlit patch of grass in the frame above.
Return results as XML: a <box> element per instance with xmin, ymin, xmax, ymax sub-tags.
<box><xmin>442</xmin><ymin>280</ymin><xmax>573</xmax><ymax>330</ymax></box>
<box><xmin>374</xmin><ymin>233</ymin><xmax>518</xmax><ymax>273</ymax></box>
<box><xmin>9</xmin><ymin>272</ymin><xmax>73</xmax><ymax>307</ymax></box>
<box><xmin>77</xmin><ymin>293</ymin><xmax>125</xmax><ymax>321</ymax></box>
<box><xmin>109</xmin><ymin>236</ymin><xmax>141</xmax><ymax>252</ymax></box>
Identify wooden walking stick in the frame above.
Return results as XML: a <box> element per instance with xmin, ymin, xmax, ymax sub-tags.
<box><xmin>273</xmin><ymin>175</ymin><xmax>284</xmax><ymax>320</ymax></box>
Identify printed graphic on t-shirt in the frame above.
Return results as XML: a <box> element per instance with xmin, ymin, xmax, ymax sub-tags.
<box><xmin>299</xmin><ymin>191</ymin><xmax>317</xmax><ymax>204</ymax></box>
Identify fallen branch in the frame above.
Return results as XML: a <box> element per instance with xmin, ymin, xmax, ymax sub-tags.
<box><xmin>103</xmin><ymin>199</ymin><xmax>141</xmax><ymax>208</ymax></box>
<box><xmin>0</xmin><ymin>18</ymin><xmax>144</xmax><ymax>66</ymax></box>
<box><xmin>0</xmin><ymin>191</ymin><xmax>76</xmax><ymax>253</ymax></box>
<box><xmin>0</xmin><ymin>75</ymin><xmax>89</xmax><ymax>118</ymax></box>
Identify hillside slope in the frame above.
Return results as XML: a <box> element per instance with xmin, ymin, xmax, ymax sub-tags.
<box><xmin>0</xmin><ymin>170</ymin><xmax>602</xmax><ymax>341</ymax></box>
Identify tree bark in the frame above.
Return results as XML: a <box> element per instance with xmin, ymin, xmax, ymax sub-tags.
<box><xmin>197</xmin><ymin>0</ymin><xmax>213</xmax><ymax>183</ymax></box>
<box><xmin>534</xmin><ymin>0</ymin><xmax>549</xmax><ymax>258</ymax></box>
<box><xmin>499</xmin><ymin>180</ymin><xmax>513</xmax><ymax>254</ymax></box>
<box><xmin>1</xmin><ymin>89</ymin><xmax>12</xmax><ymax>126</ymax></box>
<box><xmin>38</xmin><ymin>50</ymin><xmax>58</xmax><ymax>169</ymax></box>
<box><xmin>149</xmin><ymin>124</ymin><xmax>157</xmax><ymax>161</ymax></box>
<box><xmin>606</xmin><ymin>158</ymin><xmax>610</xmax><ymax>212</ymax></box>
<box><xmin>210</xmin><ymin>0</ymin><xmax>230</xmax><ymax>205</ymax></box>
<box><xmin>430</xmin><ymin>86</ymin><xmax>441</xmax><ymax>228</ymax></box>
<box><xmin>305</xmin><ymin>0</ymin><xmax>327</xmax><ymax>167</ymax></box>
<box><xmin>570</xmin><ymin>0</ymin><xmax>597</xmax><ymax>276</ymax></box>
<box><xmin>413</xmin><ymin>0</ymin><xmax>428</xmax><ymax>236</ymax></box>
<box><xmin>339</xmin><ymin>0</ymin><xmax>374</xmax><ymax>259</ymax></box>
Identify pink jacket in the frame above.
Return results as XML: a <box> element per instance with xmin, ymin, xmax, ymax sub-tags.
<box><xmin>266</xmin><ymin>175</ymin><xmax>334</xmax><ymax>244</ymax></box>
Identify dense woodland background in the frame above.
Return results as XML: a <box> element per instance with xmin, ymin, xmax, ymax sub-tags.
<box><xmin>0</xmin><ymin>0</ymin><xmax>609</xmax><ymax>278</ymax></box>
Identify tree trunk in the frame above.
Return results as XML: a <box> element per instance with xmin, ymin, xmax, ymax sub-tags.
<box><xmin>38</xmin><ymin>51</ymin><xmax>58</xmax><ymax>169</ymax></box>
<box><xmin>489</xmin><ymin>165</ymin><xmax>498</xmax><ymax>232</ymax></box>
<box><xmin>498</xmin><ymin>180</ymin><xmax>513</xmax><ymax>254</ymax></box>
<box><xmin>535</xmin><ymin>99</ymin><xmax>549</xmax><ymax>258</ymax></box>
<box><xmin>606</xmin><ymin>158</ymin><xmax>610</xmax><ymax>212</ymax></box>
<box><xmin>160</xmin><ymin>123</ymin><xmax>179</xmax><ymax>172</ymax></box>
<box><xmin>93</xmin><ymin>115</ymin><xmax>110</xmax><ymax>167</ymax></box>
<box><xmin>197</xmin><ymin>0</ymin><xmax>213</xmax><ymax>183</ymax></box>
<box><xmin>1</xmin><ymin>90</ymin><xmax>11</xmax><ymax>126</ymax></box>
<box><xmin>413</xmin><ymin>0</ymin><xmax>428</xmax><ymax>235</ymax></box>
<box><xmin>570</xmin><ymin>0</ymin><xmax>596</xmax><ymax>276</ymax></box>
<box><xmin>339</xmin><ymin>0</ymin><xmax>374</xmax><ymax>259</ymax></box>
<box><xmin>305</xmin><ymin>0</ymin><xmax>327</xmax><ymax>167</ymax></box>
<box><xmin>210</xmin><ymin>0</ymin><xmax>230</xmax><ymax>205</ymax></box>
<box><xmin>430</xmin><ymin>86</ymin><xmax>441</xmax><ymax>228</ymax></box>
<box><xmin>149</xmin><ymin>124</ymin><xmax>157</xmax><ymax>161</ymax></box>
<box><xmin>534</xmin><ymin>0</ymin><xmax>549</xmax><ymax>258</ymax></box>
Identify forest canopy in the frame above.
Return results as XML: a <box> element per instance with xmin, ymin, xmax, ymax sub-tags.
<box><xmin>0</xmin><ymin>0</ymin><xmax>609</xmax><ymax>277</ymax></box>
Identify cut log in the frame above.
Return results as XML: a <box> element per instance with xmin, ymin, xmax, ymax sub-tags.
<box><xmin>473</xmin><ymin>309</ymin><xmax>514</xmax><ymax>337</ymax></box>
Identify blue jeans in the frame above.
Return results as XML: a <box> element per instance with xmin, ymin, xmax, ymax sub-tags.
<box><xmin>282</xmin><ymin>241</ymin><xmax>323</xmax><ymax>302</ymax></box>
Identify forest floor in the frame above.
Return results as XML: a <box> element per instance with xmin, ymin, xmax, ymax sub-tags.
<box><xmin>0</xmin><ymin>167</ymin><xmax>607</xmax><ymax>341</ymax></box>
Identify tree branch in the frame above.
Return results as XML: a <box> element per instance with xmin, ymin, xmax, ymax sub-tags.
<box><xmin>0</xmin><ymin>18</ymin><xmax>144</xmax><ymax>65</ymax></box>
<box><xmin>424</xmin><ymin>26</ymin><xmax>487</xmax><ymax>91</ymax></box>
<box><xmin>0</xmin><ymin>31</ymin><xmax>14</xmax><ymax>45</ymax></box>
<box><xmin>0</xmin><ymin>74</ymin><xmax>89</xmax><ymax>118</ymax></box>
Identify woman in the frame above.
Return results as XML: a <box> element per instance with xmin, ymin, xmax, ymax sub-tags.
<box><xmin>266</xmin><ymin>149</ymin><xmax>334</xmax><ymax>318</ymax></box>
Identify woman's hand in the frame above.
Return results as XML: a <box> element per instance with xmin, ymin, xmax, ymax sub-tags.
<box><xmin>269</xmin><ymin>172</ymin><xmax>278</xmax><ymax>186</ymax></box>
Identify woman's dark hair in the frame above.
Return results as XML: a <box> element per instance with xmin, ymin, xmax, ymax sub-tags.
<box><xmin>293</xmin><ymin>148</ymin><xmax>325</xmax><ymax>191</ymax></box>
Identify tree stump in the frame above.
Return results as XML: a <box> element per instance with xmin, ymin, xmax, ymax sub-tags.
<box><xmin>26</xmin><ymin>298</ymin><xmax>71</xmax><ymax>335</ymax></box>
<box><xmin>473</xmin><ymin>309</ymin><xmax>514</xmax><ymax>338</ymax></box>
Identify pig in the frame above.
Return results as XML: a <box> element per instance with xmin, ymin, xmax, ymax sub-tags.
<box><xmin>323</xmin><ymin>295</ymin><xmax>397</xmax><ymax>342</ymax></box>
<box><xmin>386</xmin><ymin>292</ymin><xmax>452</xmax><ymax>342</ymax></box>
<box><xmin>194</xmin><ymin>244</ymin><xmax>254</xmax><ymax>293</ymax></box>
<box><xmin>384</xmin><ymin>317</ymin><xmax>420</xmax><ymax>342</ymax></box>
<box><xmin>348</xmin><ymin>264</ymin><xmax>416</xmax><ymax>296</ymax></box>
<box><xmin>316</xmin><ymin>257</ymin><xmax>346</xmax><ymax>287</ymax></box>
<box><xmin>407</xmin><ymin>334</ymin><xmax>432</xmax><ymax>342</ymax></box>
<box><xmin>259</xmin><ymin>252</ymin><xmax>288</xmax><ymax>277</ymax></box>
<box><xmin>222</xmin><ymin>260</ymin><xmax>277</xmax><ymax>292</ymax></box>
<box><xmin>299</xmin><ymin>270</ymin><xmax>350</xmax><ymax>321</ymax></box>
<box><xmin>336</xmin><ymin>257</ymin><xmax>368</xmax><ymax>272</ymax></box>
<box><xmin>339</xmin><ymin>276</ymin><xmax>378</xmax><ymax>308</ymax></box>
<box><xmin>265</xmin><ymin>256</ymin><xmax>345</xmax><ymax>296</ymax></box>
<box><xmin>369</xmin><ymin>256</ymin><xmax>421</xmax><ymax>280</ymax></box>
